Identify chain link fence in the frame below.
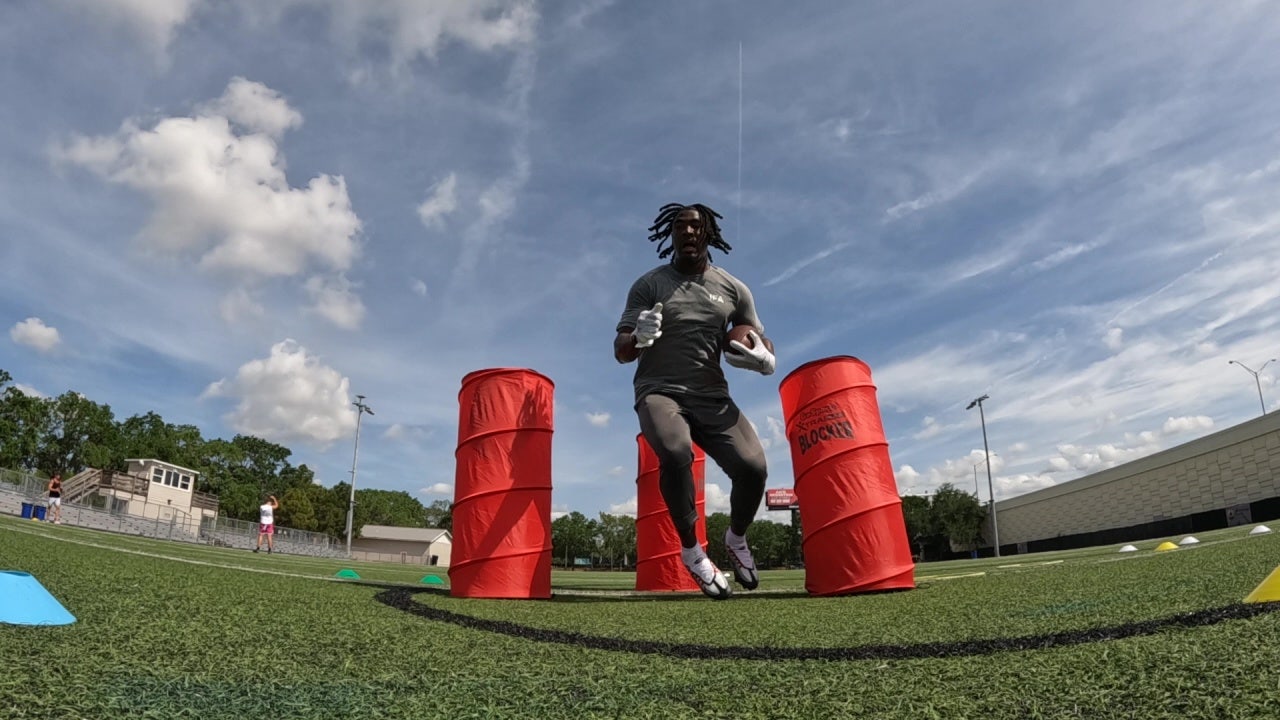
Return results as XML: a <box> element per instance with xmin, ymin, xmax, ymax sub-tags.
<box><xmin>199</xmin><ymin>514</ymin><xmax>341</xmax><ymax>557</ymax></box>
<box><xmin>2</xmin><ymin>467</ymin><xmax>343</xmax><ymax>557</ymax></box>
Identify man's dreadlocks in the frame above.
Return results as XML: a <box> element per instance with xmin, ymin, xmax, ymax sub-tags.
<box><xmin>647</xmin><ymin>203</ymin><xmax>733</xmax><ymax>259</ymax></box>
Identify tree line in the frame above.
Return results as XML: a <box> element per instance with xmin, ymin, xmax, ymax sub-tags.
<box><xmin>547</xmin><ymin>482</ymin><xmax>989</xmax><ymax>571</ymax></box>
<box><xmin>901</xmin><ymin>483</ymin><xmax>990</xmax><ymax>560</ymax></box>
<box><xmin>3</xmin><ymin>368</ymin><xmax>985</xmax><ymax>560</ymax></box>
<box><xmin>552</xmin><ymin>510</ymin><xmax>803</xmax><ymax>571</ymax></box>
<box><xmin>0</xmin><ymin>368</ymin><xmax>452</xmax><ymax>538</ymax></box>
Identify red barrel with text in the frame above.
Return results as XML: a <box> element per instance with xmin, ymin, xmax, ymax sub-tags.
<box><xmin>778</xmin><ymin>356</ymin><xmax>915</xmax><ymax>596</ymax></box>
<box><xmin>449</xmin><ymin>368</ymin><xmax>554</xmax><ymax>599</ymax></box>
<box><xmin>635</xmin><ymin>434</ymin><xmax>707</xmax><ymax>592</ymax></box>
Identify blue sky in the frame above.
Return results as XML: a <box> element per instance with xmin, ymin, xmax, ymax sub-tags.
<box><xmin>4</xmin><ymin>1</ymin><xmax>1280</xmax><ymax>522</ymax></box>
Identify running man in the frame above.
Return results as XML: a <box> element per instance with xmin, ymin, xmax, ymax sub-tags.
<box><xmin>614</xmin><ymin>202</ymin><xmax>777</xmax><ymax>599</ymax></box>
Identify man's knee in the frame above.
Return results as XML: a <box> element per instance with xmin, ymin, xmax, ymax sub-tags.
<box><xmin>653</xmin><ymin>439</ymin><xmax>695</xmax><ymax>470</ymax></box>
<box><xmin>729</xmin><ymin>451</ymin><xmax>768</xmax><ymax>488</ymax></box>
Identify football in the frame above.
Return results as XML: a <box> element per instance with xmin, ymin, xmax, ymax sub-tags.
<box><xmin>722</xmin><ymin>325</ymin><xmax>756</xmax><ymax>353</ymax></box>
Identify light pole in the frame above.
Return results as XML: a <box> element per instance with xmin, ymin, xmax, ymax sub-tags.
<box><xmin>970</xmin><ymin>452</ymin><xmax>999</xmax><ymax>498</ymax></box>
<box><xmin>345</xmin><ymin>394</ymin><xmax>375</xmax><ymax>556</ymax></box>
<box><xmin>966</xmin><ymin>394</ymin><xmax>1000</xmax><ymax>557</ymax></box>
<box><xmin>967</xmin><ymin>450</ymin><xmax>998</xmax><ymax>497</ymax></box>
<box><xmin>1228</xmin><ymin>359</ymin><xmax>1275</xmax><ymax>416</ymax></box>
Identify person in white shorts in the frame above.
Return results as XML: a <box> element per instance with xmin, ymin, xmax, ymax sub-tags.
<box><xmin>254</xmin><ymin>495</ymin><xmax>279</xmax><ymax>554</ymax></box>
<box><xmin>46</xmin><ymin>473</ymin><xmax>63</xmax><ymax>524</ymax></box>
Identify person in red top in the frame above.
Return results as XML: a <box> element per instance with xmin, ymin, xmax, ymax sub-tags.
<box><xmin>46</xmin><ymin>473</ymin><xmax>63</xmax><ymax>524</ymax></box>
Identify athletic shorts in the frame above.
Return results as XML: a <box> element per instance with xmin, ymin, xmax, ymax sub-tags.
<box><xmin>48</xmin><ymin>497</ymin><xmax>61</xmax><ymax>507</ymax></box>
<box><xmin>259</xmin><ymin>523</ymin><xmax>275</xmax><ymax>535</ymax></box>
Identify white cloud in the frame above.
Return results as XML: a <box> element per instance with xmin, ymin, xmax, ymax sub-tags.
<box><xmin>754</xmin><ymin>416</ymin><xmax>787</xmax><ymax>451</ymax></box>
<box><xmin>411</xmin><ymin>278</ymin><xmax>428</xmax><ymax>297</ymax></box>
<box><xmin>1048</xmin><ymin>439</ymin><xmax>1164</xmax><ymax>475</ymax></box>
<box><xmin>319</xmin><ymin>0</ymin><xmax>539</xmax><ymax>67</ymax></box>
<box><xmin>1103</xmin><ymin>327</ymin><xmax>1124</xmax><ymax>350</ymax></box>
<box><xmin>607</xmin><ymin>465</ymin><xmax>626</xmax><ymax>477</ymax></box>
<box><xmin>585</xmin><ymin>411</ymin><xmax>611</xmax><ymax>427</ymax></box>
<box><xmin>895</xmin><ymin>464</ymin><xmax>921</xmax><ymax>489</ymax></box>
<box><xmin>58</xmin><ymin>0</ymin><xmax>198</xmax><ymax>57</ymax></box>
<box><xmin>201</xmin><ymin>77</ymin><xmax>303</xmax><ymax>138</ymax></box>
<box><xmin>417</xmin><ymin>173</ymin><xmax>458</xmax><ymax>228</ymax></box>
<box><xmin>913</xmin><ymin>416</ymin><xmax>943</xmax><ymax>440</ymax></box>
<box><xmin>11</xmin><ymin>383</ymin><xmax>46</xmax><ymax>398</ymax></box>
<box><xmin>1028</xmin><ymin>240</ymin><xmax>1103</xmax><ymax>273</ymax></box>
<box><xmin>992</xmin><ymin>472</ymin><xmax>1057</xmax><ymax>499</ymax></box>
<box><xmin>62</xmin><ymin>1</ymin><xmax>539</xmax><ymax>68</ymax></box>
<box><xmin>420</xmin><ymin>482</ymin><xmax>453</xmax><ymax>495</ymax></box>
<box><xmin>704</xmin><ymin>482</ymin><xmax>731</xmax><ymax>515</ymax></box>
<box><xmin>1125</xmin><ymin>429</ymin><xmax>1160</xmax><ymax>445</ymax></box>
<box><xmin>202</xmin><ymin>339</ymin><xmax>357</xmax><ymax>448</ymax></box>
<box><xmin>607</xmin><ymin>496</ymin><xmax>637</xmax><ymax>516</ymax></box>
<box><xmin>448</xmin><ymin>39</ymin><xmax>536</xmax><ymax>288</ymax></box>
<box><xmin>305</xmin><ymin>274</ymin><xmax>366</xmax><ymax>330</ymax></box>
<box><xmin>9</xmin><ymin>318</ymin><xmax>61</xmax><ymax>353</ymax></box>
<box><xmin>219</xmin><ymin>288</ymin><xmax>265</xmax><ymax>324</ymax></box>
<box><xmin>884</xmin><ymin>164</ymin><xmax>991</xmax><ymax>221</ymax></box>
<box><xmin>385</xmin><ymin>423</ymin><xmax>433</xmax><ymax>442</ymax></box>
<box><xmin>762</xmin><ymin>242</ymin><xmax>852</xmax><ymax>287</ymax></box>
<box><xmin>53</xmin><ymin>79</ymin><xmax>362</xmax><ymax>282</ymax></box>
<box><xmin>1162</xmin><ymin>415</ymin><xmax>1214</xmax><ymax>435</ymax></box>
<box><xmin>832</xmin><ymin>118</ymin><xmax>852</xmax><ymax>142</ymax></box>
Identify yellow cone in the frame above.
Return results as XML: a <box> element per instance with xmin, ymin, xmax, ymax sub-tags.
<box><xmin>1154</xmin><ymin>541</ymin><xmax>1178</xmax><ymax>552</ymax></box>
<box><xmin>1244</xmin><ymin>566</ymin><xmax>1280</xmax><ymax>604</ymax></box>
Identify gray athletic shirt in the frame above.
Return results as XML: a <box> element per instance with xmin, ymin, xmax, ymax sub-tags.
<box><xmin>617</xmin><ymin>263</ymin><xmax>764</xmax><ymax>403</ymax></box>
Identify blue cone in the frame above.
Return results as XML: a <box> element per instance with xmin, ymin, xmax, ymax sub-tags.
<box><xmin>0</xmin><ymin>571</ymin><xmax>76</xmax><ymax>626</ymax></box>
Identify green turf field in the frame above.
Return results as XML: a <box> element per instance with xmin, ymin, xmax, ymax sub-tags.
<box><xmin>2</xmin><ymin>515</ymin><xmax>1279</xmax><ymax>719</ymax></box>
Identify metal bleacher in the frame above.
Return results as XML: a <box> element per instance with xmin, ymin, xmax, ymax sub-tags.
<box><xmin>1</xmin><ymin>467</ymin><xmax>343</xmax><ymax>558</ymax></box>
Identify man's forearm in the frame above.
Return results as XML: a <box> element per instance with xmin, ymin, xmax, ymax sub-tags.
<box><xmin>614</xmin><ymin>332</ymin><xmax>640</xmax><ymax>363</ymax></box>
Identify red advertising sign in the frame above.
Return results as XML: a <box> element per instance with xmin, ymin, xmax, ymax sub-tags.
<box><xmin>765</xmin><ymin>488</ymin><xmax>799</xmax><ymax>510</ymax></box>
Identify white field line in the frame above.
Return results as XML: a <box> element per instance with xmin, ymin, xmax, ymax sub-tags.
<box><xmin>916</xmin><ymin>571</ymin><xmax>987</xmax><ymax>581</ymax></box>
<box><xmin>0</xmin><ymin>521</ymin><xmax>412</xmax><ymax>586</ymax></box>
<box><xmin>997</xmin><ymin>560</ymin><xmax>1064</xmax><ymax>569</ymax></box>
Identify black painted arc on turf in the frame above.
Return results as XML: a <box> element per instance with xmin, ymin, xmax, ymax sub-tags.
<box><xmin>371</xmin><ymin>588</ymin><xmax>1280</xmax><ymax>662</ymax></box>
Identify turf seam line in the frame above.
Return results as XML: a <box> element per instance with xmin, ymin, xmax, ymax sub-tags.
<box><xmin>372</xmin><ymin>588</ymin><xmax>1280</xmax><ymax>662</ymax></box>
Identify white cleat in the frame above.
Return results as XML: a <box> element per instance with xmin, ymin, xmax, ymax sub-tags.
<box><xmin>685</xmin><ymin>554</ymin><xmax>732</xmax><ymax>600</ymax></box>
<box><xmin>724</xmin><ymin>529</ymin><xmax>759</xmax><ymax>590</ymax></box>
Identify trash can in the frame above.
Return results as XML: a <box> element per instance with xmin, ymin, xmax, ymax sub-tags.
<box><xmin>450</xmin><ymin>368</ymin><xmax>555</xmax><ymax>599</ymax></box>
<box><xmin>33</xmin><ymin>505</ymin><xmax>48</xmax><ymax>521</ymax></box>
<box><xmin>20</xmin><ymin>502</ymin><xmax>34</xmax><ymax>519</ymax></box>
<box><xmin>778</xmin><ymin>356</ymin><xmax>916</xmax><ymax>596</ymax></box>
<box><xmin>635</xmin><ymin>433</ymin><xmax>707</xmax><ymax>592</ymax></box>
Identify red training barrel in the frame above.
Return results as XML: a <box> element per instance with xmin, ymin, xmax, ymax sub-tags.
<box><xmin>449</xmin><ymin>368</ymin><xmax>555</xmax><ymax>599</ymax></box>
<box><xmin>778</xmin><ymin>356</ymin><xmax>915</xmax><ymax>596</ymax></box>
<box><xmin>634</xmin><ymin>434</ymin><xmax>707</xmax><ymax>592</ymax></box>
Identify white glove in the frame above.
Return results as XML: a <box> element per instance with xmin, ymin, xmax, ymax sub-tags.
<box><xmin>633</xmin><ymin>302</ymin><xmax>663</xmax><ymax>348</ymax></box>
<box><xmin>725</xmin><ymin>330</ymin><xmax>776</xmax><ymax>375</ymax></box>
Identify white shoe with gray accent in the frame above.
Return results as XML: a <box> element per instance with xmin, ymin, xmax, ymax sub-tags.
<box><xmin>685</xmin><ymin>554</ymin><xmax>731</xmax><ymax>600</ymax></box>
<box><xmin>724</xmin><ymin>529</ymin><xmax>759</xmax><ymax>590</ymax></box>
